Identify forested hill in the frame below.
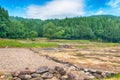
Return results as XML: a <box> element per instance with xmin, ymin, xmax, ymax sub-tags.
<box><xmin>0</xmin><ymin>6</ymin><xmax>120</xmax><ymax>42</ymax></box>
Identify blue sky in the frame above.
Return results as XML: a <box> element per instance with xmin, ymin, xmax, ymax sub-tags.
<box><xmin>0</xmin><ymin>0</ymin><xmax>120</xmax><ymax>19</ymax></box>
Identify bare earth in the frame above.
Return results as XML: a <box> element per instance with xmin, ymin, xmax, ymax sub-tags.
<box><xmin>0</xmin><ymin>48</ymin><xmax>66</xmax><ymax>72</ymax></box>
<box><xmin>0</xmin><ymin>46</ymin><xmax>120</xmax><ymax>74</ymax></box>
<box><xmin>33</xmin><ymin>46</ymin><xmax>120</xmax><ymax>73</ymax></box>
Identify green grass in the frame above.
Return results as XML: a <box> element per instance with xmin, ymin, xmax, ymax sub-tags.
<box><xmin>0</xmin><ymin>39</ymin><xmax>58</xmax><ymax>48</ymax></box>
<box><xmin>51</xmin><ymin>39</ymin><xmax>90</xmax><ymax>44</ymax></box>
<box><xmin>101</xmin><ymin>74</ymin><xmax>120</xmax><ymax>80</ymax></box>
<box><xmin>112</xmin><ymin>74</ymin><xmax>120</xmax><ymax>78</ymax></box>
<box><xmin>0</xmin><ymin>39</ymin><xmax>119</xmax><ymax>48</ymax></box>
<box><xmin>51</xmin><ymin>39</ymin><xmax>119</xmax><ymax>48</ymax></box>
<box><xmin>76</xmin><ymin>42</ymin><xmax>119</xmax><ymax>48</ymax></box>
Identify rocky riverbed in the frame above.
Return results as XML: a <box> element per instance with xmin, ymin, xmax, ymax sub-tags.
<box><xmin>0</xmin><ymin>66</ymin><xmax>116</xmax><ymax>80</ymax></box>
<box><xmin>0</xmin><ymin>48</ymin><xmax>118</xmax><ymax>80</ymax></box>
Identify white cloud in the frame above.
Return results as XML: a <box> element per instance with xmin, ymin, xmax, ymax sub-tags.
<box><xmin>95</xmin><ymin>10</ymin><xmax>106</xmax><ymax>15</ymax></box>
<box><xmin>107</xmin><ymin>0</ymin><xmax>120</xmax><ymax>8</ymax></box>
<box><xmin>25</xmin><ymin>0</ymin><xmax>84</xmax><ymax>20</ymax></box>
<box><xmin>106</xmin><ymin>0</ymin><xmax>120</xmax><ymax>16</ymax></box>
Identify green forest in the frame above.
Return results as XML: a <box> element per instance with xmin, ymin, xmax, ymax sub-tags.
<box><xmin>0</xmin><ymin>6</ymin><xmax>120</xmax><ymax>42</ymax></box>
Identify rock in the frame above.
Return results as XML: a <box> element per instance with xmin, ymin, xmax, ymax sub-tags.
<box><xmin>59</xmin><ymin>44</ymin><xmax>71</xmax><ymax>48</ymax></box>
<box><xmin>59</xmin><ymin>77</ymin><xmax>66</xmax><ymax>80</ymax></box>
<box><xmin>36</xmin><ymin>66</ymin><xmax>49</xmax><ymax>74</ymax></box>
<box><xmin>0</xmin><ymin>75</ymin><xmax>5</xmax><ymax>79</ymax></box>
<box><xmin>19</xmin><ymin>74</ymin><xmax>31</xmax><ymax>80</ymax></box>
<box><xmin>2</xmin><ymin>66</ymin><xmax>116</xmax><ymax>80</ymax></box>
<box><xmin>13</xmin><ymin>77</ymin><xmax>22</xmax><ymax>80</ymax></box>
<box><xmin>25</xmin><ymin>67</ymin><xmax>29</xmax><ymax>70</ymax></box>
<box><xmin>41</xmin><ymin>72</ymin><xmax>53</xmax><ymax>79</ymax></box>
<box><xmin>101</xmin><ymin>72</ymin><xmax>107</xmax><ymax>78</ymax></box>
<box><xmin>85</xmin><ymin>72</ymin><xmax>90</xmax><ymax>75</ymax></box>
<box><xmin>59</xmin><ymin>76</ymin><xmax>67</xmax><ymax>80</ymax></box>
<box><xmin>55</xmin><ymin>66</ymin><xmax>66</xmax><ymax>76</ymax></box>
<box><xmin>67</xmin><ymin>73</ymin><xmax>76</xmax><ymax>80</ymax></box>
<box><xmin>68</xmin><ymin>66</ymin><xmax>76</xmax><ymax>71</ymax></box>
<box><xmin>101</xmin><ymin>71</ymin><xmax>112</xmax><ymax>78</ymax></box>
<box><xmin>30</xmin><ymin>77</ymin><xmax>43</xmax><ymax>80</ymax></box>
<box><xmin>87</xmin><ymin>75</ymin><xmax>95</xmax><ymax>79</ymax></box>
<box><xmin>84</xmin><ymin>69</ymin><xmax>89</xmax><ymax>72</ymax></box>
<box><xmin>88</xmin><ymin>69</ymin><xmax>97</xmax><ymax>73</ymax></box>
<box><xmin>19</xmin><ymin>70</ymin><xmax>31</xmax><ymax>75</ymax></box>
<box><xmin>12</xmin><ymin>71</ymin><xmax>20</xmax><ymax>77</ymax></box>
<box><xmin>96</xmin><ymin>70</ymin><xmax>102</xmax><ymax>74</ymax></box>
<box><xmin>47</xmin><ymin>77</ymin><xmax>59</xmax><ymax>80</ymax></box>
<box><xmin>31</xmin><ymin>73</ymin><xmax>40</xmax><ymax>78</ymax></box>
<box><xmin>93</xmin><ymin>73</ymin><xmax>102</xmax><ymax>79</ymax></box>
<box><xmin>49</xmin><ymin>68</ymin><xmax>55</xmax><ymax>74</ymax></box>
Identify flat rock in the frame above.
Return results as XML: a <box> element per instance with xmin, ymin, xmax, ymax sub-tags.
<box><xmin>36</xmin><ymin>66</ymin><xmax>49</xmax><ymax>74</ymax></box>
<box><xmin>30</xmin><ymin>77</ymin><xmax>43</xmax><ymax>80</ymax></box>
<box><xmin>31</xmin><ymin>73</ymin><xmax>40</xmax><ymax>78</ymax></box>
<box><xmin>41</xmin><ymin>72</ymin><xmax>53</xmax><ymax>79</ymax></box>
<box><xmin>19</xmin><ymin>74</ymin><xmax>31</xmax><ymax>80</ymax></box>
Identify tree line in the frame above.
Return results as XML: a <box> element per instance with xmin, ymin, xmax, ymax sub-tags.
<box><xmin>0</xmin><ymin>6</ymin><xmax>120</xmax><ymax>42</ymax></box>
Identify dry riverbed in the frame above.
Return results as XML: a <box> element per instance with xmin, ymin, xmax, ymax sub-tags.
<box><xmin>0</xmin><ymin>48</ymin><xmax>66</xmax><ymax>72</ymax></box>
<box><xmin>0</xmin><ymin>47</ymin><xmax>119</xmax><ymax>80</ymax></box>
<box><xmin>33</xmin><ymin>46</ymin><xmax>120</xmax><ymax>73</ymax></box>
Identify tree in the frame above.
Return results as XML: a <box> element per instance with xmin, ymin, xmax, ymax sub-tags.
<box><xmin>28</xmin><ymin>31</ymin><xmax>38</xmax><ymax>39</ymax></box>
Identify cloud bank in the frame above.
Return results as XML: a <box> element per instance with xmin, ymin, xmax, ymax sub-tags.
<box><xmin>107</xmin><ymin>0</ymin><xmax>120</xmax><ymax>8</ymax></box>
<box><xmin>25</xmin><ymin>0</ymin><xmax>84</xmax><ymax>20</ymax></box>
<box><xmin>107</xmin><ymin>0</ymin><xmax>120</xmax><ymax>16</ymax></box>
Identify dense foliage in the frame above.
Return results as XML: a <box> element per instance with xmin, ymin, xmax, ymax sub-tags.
<box><xmin>0</xmin><ymin>6</ymin><xmax>120</xmax><ymax>42</ymax></box>
<box><xmin>0</xmin><ymin>6</ymin><xmax>38</xmax><ymax>39</ymax></box>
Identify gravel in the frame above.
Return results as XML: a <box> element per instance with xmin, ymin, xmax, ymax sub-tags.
<box><xmin>0</xmin><ymin>48</ymin><xmax>66</xmax><ymax>72</ymax></box>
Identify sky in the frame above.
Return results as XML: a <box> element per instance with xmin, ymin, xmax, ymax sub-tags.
<box><xmin>0</xmin><ymin>0</ymin><xmax>120</xmax><ymax>20</ymax></box>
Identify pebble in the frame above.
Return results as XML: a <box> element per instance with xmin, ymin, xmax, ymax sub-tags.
<box><xmin>2</xmin><ymin>66</ymin><xmax>117</xmax><ymax>80</ymax></box>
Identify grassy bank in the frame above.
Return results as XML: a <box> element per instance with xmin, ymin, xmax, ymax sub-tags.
<box><xmin>0</xmin><ymin>39</ymin><xmax>58</xmax><ymax>48</ymax></box>
<box><xmin>101</xmin><ymin>74</ymin><xmax>120</xmax><ymax>80</ymax></box>
<box><xmin>0</xmin><ymin>38</ymin><xmax>119</xmax><ymax>48</ymax></box>
<box><xmin>76</xmin><ymin>42</ymin><xmax>119</xmax><ymax>48</ymax></box>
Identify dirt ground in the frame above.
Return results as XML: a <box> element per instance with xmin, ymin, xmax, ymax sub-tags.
<box><xmin>0</xmin><ymin>45</ymin><xmax>119</xmax><ymax>74</ymax></box>
<box><xmin>0</xmin><ymin>48</ymin><xmax>67</xmax><ymax>72</ymax></box>
<box><xmin>33</xmin><ymin>46</ymin><xmax>120</xmax><ymax>73</ymax></box>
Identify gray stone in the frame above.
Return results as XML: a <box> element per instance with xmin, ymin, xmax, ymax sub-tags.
<box><xmin>19</xmin><ymin>70</ymin><xmax>31</xmax><ymax>75</ymax></box>
<box><xmin>19</xmin><ymin>74</ymin><xmax>31</xmax><ymax>80</ymax></box>
<box><xmin>101</xmin><ymin>71</ymin><xmax>112</xmax><ymax>78</ymax></box>
<box><xmin>85</xmin><ymin>72</ymin><xmax>90</xmax><ymax>75</ymax></box>
<box><xmin>13</xmin><ymin>77</ymin><xmax>22</xmax><ymax>80</ymax></box>
<box><xmin>84</xmin><ymin>69</ymin><xmax>89</xmax><ymax>72</ymax></box>
<box><xmin>36</xmin><ymin>66</ymin><xmax>49</xmax><ymax>74</ymax></box>
<box><xmin>49</xmin><ymin>68</ymin><xmax>55</xmax><ymax>74</ymax></box>
<box><xmin>87</xmin><ymin>75</ymin><xmax>95</xmax><ymax>79</ymax></box>
<box><xmin>31</xmin><ymin>73</ymin><xmax>40</xmax><ymax>78</ymax></box>
<box><xmin>30</xmin><ymin>77</ymin><xmax>43</xmax><ymax>80</ymax></box>
<box><xmin>67</xmin><ymin>73</ymin><xmax>76</xmax><ymax>80</ymax></box>
<box><xmin>41</xmin><ymin>72</ymin><xmax>53</xmax><ymax>79</ymax></box>
<box><xmin>55</xmin><ymin>66</ymin><xmax>66</xmax><ymax>76</ymax></box>
<box><xmin>59</xmin><ymin>77</ymin><xmax>66</xmax><ymax>80</ymax></box>
<box><xmin>96</xmin><ymin>71</ymin><xmax>102</xmax><ymax>74</ymax></box>
<box><xmin>93</xmin><ymin>73</ymin><xmax>102</xmax><ymax>79</ymax></box>
<box><xmin>12</xmin><ymin>72</ymin><xmax>20</xmax><ymax>77</ymax></box>
<box><xmin>88</xmin><ymin>69</ymin><xmax>97</xmax><ymax>73</ymax></box>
